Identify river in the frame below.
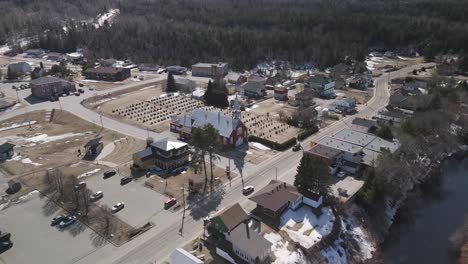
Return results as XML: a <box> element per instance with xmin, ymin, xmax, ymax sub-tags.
<box><xmin>381</xmin><ymin>156</ymin><xmax>468</xmax><ymax>264</ymax></box>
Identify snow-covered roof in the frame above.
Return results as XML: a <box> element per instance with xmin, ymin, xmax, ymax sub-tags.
<box><xmin>185</xmin><ymin>109</ymin><xmax>239</xmax><ymax>138</ymax></box>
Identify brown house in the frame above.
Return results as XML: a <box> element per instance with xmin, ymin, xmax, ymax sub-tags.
<box><xmin>306</xmin><ymin>144</ymin><xmax>343</xmax><ymax>166</ymax></box>
<box><xmin>30</xmin><ymin>76</ymin><xmax>76</xmax><ymax>99</ymax></box>
<box><xmin>84</xmin><ymin>67</ymin><xmax>131</xmax><ymax>81</ymax></box>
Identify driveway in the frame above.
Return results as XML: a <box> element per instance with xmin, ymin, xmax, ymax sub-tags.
<box><xmin>0</xmin><ymin>194</ymin><xmax>102</xmax><ymax>264</ymax></box>
<box><xmin>84</xmin><ymin>172</ymin><xmax>173</xmax><ymax>227</ymax></box>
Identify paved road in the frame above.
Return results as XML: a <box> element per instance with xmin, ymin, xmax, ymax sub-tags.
<box><xmin>0</xmin><ymin>63</ymin><xmax>435</xmax><ymax>264</ymax></box>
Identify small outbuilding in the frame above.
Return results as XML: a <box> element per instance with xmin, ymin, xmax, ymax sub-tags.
<box><xmin>84</xmin><ymin>138</ymin><xmax>103</xmax><ymax>158</ymax></box>
<box><xmin>0</xmin><ymin>142</ymin><xmax>15</xmax><ymax>160</ymax></box>
<box><xmin>7</xmin><ymin>179</ymin><xmax>21</xmax><ymax>194</ymax></box>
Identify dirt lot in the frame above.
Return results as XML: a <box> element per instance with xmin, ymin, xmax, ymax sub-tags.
<box><xmin>0</xmin><ymin>110</ymin><xmax>144</xmax><ymax>176</ymax></box>
<box><xmin>144</xmin><ymin>164</ymin><xmax>235</xmax><ymax>204</ymax></box>
<box><xmin>367</xmin><ymin>56</ymin><xmax>425</xmax><ymax>77</ymax></box>
<box><xmin>339</xmin><ymin>88</ymin><xmax>374</xmax><ymax>104</ymax></box>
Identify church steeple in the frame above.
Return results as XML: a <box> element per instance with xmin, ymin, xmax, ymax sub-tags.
<box><xmin>233</xmin><ymin>95</ymin><xmax>241</xmax><ymax>121</ymax></box>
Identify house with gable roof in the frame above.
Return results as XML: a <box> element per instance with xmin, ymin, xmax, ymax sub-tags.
<box><xmin>170</xmin><ymin>97</ymin><xmax>247</xmax><ymax>148</ymax></box>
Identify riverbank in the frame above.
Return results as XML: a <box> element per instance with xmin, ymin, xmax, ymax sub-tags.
<box><xmin>373</xmin><ymin>153</ymin><xmax>468</xmax><ymax>263</ymax></box>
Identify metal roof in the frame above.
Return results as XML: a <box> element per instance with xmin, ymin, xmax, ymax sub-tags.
<box><xmin>183</xmin><ymin>109</ymin><xmax>238</xmax><ymax>138</ymax></box>
<box><xmin>332</xmin><ymin>128</ymin><xmax>376</xmax><ymax>147</ymax></box>
<box><xmin>151</xmin><ymin>138</ymin><xmax>187</xmax><ymax>151</ymax></box>
<box><xmin>228</xmin><ymin>223</ymin><xmax>272</xmax><ymax>260</ymax></box>
<box><xmin>0</xmin><ymin>142</ymin><xmax>15</xmax><ymax>153</ymax></box>
<box><xmin>29</xmin><ymin>76</ymin><xmax>64</xmax><ymax>85</ymax></box>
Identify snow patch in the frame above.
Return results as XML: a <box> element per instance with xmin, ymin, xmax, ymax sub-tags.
<box><xmin>279</xmin><ymin>206</ymin><xmax>335</xmax><ymax>249</ymax></box>
<box><xmin>264</xmin><ymin>232</ymin><xmax>309</xmax><ymax>264</ymax></box>
<box><xmin>250</xmin><ymin>142</ymin><xmax>271</xmax><ymax>151</ymax></box>
<box><xmin>0</xmin><ymin>121</ymin><xmax>37</xmax><ymax>132</ymax></box>
<box><xmin>21</xmin><ymin>158</ymin><xmax>42</xmax><ymax>166</ymax></box>
<box><xmin>77</xmin><ymin>168</ymin><xmax>101</xmax><ymax>179</ymax></box>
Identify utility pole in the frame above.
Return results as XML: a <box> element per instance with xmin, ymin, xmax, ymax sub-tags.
<box><xmin>179</xmin><ymin>185</ymin><xmax>186</xmax><ymax>235</ymax></box>
<box><xmin>14</xmin><ymin>87</ymin><xmax>20</xmax><ymax>103</ymax></box>
<box><xmin>99</xmin><ymin>112</ymin><xmax>104</xmax><ymax>128</ymax></box>
<box><xmin>275</xmin><ymin>167</ymin><xmax>278</xmax><ymax>181</ymax></box>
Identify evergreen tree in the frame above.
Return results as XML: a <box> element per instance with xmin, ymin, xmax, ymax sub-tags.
<box><xmin>294</xmin><ymin>154</ymin><xmax>330</xmax><ymax>196</ymax></box>
<box><xmin>166</xmin><ymin>72</ymin><xmax>177</xmax><ymax>93</ymax></box>
<box><xmin>376</xmin><ymin>125</ymin><xmax>394</xmax><ymax>141</ymax></box>
<box><xmin>7</xmin><ymin>68</ymin><xmax>19</xmax><ymax>80</ymax></box>
<box><xmin>204</xmin><ymin>80</ymin><xmax>213</xmax><ymax>104</ymax></box>
<box><xmin>356</xmin><ymin>167</ymin><xmax>385</xmax><ymax>212</ymax></box>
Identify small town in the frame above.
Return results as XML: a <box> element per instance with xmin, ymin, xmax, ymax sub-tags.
<box><xmin>1</xmin><ymin>2</ymin><xmax>468</xmax><ymax>264</ymax></box>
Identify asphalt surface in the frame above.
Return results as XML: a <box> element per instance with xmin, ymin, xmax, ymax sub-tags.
<box><xmin>0</xmin><ymin>62</ymin><xmax>435</xmax><ymax>264</ymax></box>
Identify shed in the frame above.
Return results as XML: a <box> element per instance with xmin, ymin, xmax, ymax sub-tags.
<box><xmin>7</xmin><ymin>179</ymin><xmax>21</xmax><ymax>193</ymax></box>
<box><xmin>84</xmin><ymin>137</ymin><xmax>103</xmax><ymax>157</ymax></box>
<box><xmin>0</xmin><ymin>142</ymin><xmax>15</xmax><ymax>160</ymax></box>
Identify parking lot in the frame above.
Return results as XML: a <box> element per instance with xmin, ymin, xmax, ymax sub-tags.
<box><xmin>84</xmin><ymin>172</ymin><xmax>173</xmax><ymax>227</ymax></box>
<box><xmin>0</xmin><ymin>194</ymin><xmax>101</xmax><ymax>264</ymax></box>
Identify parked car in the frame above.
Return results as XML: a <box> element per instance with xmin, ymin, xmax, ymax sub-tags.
<box><xmin>111</xmin><ymin>202</ymin><xmax>125</xmax><ymax>213</ymax></box>
<box><xmin>0</xmin><ymin>240</ymin><xmax>12</xmax><ymax>250</ymax></box>
<box><xmin>120</xmin><ymin>176</ymin><xmax>132</xmax><ymax>185</ymax></box>
<box><xmin>74</xmin><ymin>92</ymin><xmax>80</xmax><ymax>96</ymax></box>
<box><xmin>103</xmin><ymin>170</ymin><xmax>116</xmax><ymax>179</ymax></box>
<box><xmin>78</xmin><ymin>88</ymin><xmax>85</xmax><ymax>93</ymax></box>
<box><xmin>164</xmin><ymin>198</ymin><xmax>177</xmax><ymax>209</ymax></box>
<box><xmin>62</xmin><ymin>93</ymin><xmax>68</xmax><ymax>97</ymax></box>
<box><xmin>73</xmin><ymin>181</ymin><xmax>86</xmax><ymax>191</ymax></box>
<box><xmin>242</xmin><ymin>185</ymin><xmax>255</xmax><ymax>195</ymax></box>
<box><xmin>58</xmin><ymin>216</ymin><xmax>77</xmax><ymax>228</ymax></box>
<box><xmin>90</xmin><ymin>191</ymin><xmax>103</xmax><ymax>201</ymax></box>
<box><xmin>292</xmin><ymin>144</ymin><xmax>301</xmax><ymax>152</ymax></box>
<box><xmin>50</xmin><ymin>214</ymin><xmax>68</xmax><ymax>226</ymax></box>
<box><xmin>78</xmin><ymin>83</ymin><xmax>84</xmax><ymax>87</ymax></box>
<box><xmin>89</xmin><ymin>87</ymin><xmax>95</xmax><ymax>91</ymax></box>
<box><xmin>336</xmin><ymin>170</ymin><xmax>346</xmax><ymax>178</ymax></box>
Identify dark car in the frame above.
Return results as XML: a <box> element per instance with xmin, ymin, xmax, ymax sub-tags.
<box><xmin>120</xmin><ymin>176</ymin><xmax>132</xmax><ymax>185</ymax></box>
<box><xmin>0</xmin><ymin>240</ymin><xmax>12</xmax><ymax>250</ymax></box>
<box><xmin>78</xmin><ymin>83</ymin><xmax>84</xmax><ymax>87</ymax></box>
<box><xmin>103</xmin><ymin>170</ymin><xmax>116</xmax><ymax>179</ymax></box>
<box><xmin>292</xmin><ymin>144</ymin><xmax>301</xmax><ymax>152</ymax></box>
<box><xmin>78</xmin><ymin>88</ymin><xmax>85</xmax><ymax>93</ymax></box>
<box><xmin>59</xmin><ymin>216</ymin><xmax>77</xmax><ymax>228</ymax></box>
<box><xmin>51</xmin><ymin>214</ymin><xmax>68</xmax><ymax>226</ymax></box>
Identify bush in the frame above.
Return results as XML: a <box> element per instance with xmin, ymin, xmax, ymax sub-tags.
<box><xmin>297</xmin><ymin>126</ymin><xmax>318</xmax><ymax>141</ymax></box>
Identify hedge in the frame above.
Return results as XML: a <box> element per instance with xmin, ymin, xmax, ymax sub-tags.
<box><xmin>248</xmin><ymin>126</ymin><xmax>318</xmax><ymax>151</ymax></box>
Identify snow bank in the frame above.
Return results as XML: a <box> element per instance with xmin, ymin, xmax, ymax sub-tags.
<box><xmin>321</xmin><ymin>243</ymin><xmax>347</xmax><ymax>264</ymax></box>
<box><xmin>21</xmin><ymin>158</ymin><xmax>42</xmax><ymax>166</ymax></box>
<box><xmin>279</xmin><ymin>206</ymin><xmax>335</xmax><ymax>249</ymax></box>
<box><xmin>12</xmin><ymin>190</ymin><xmax>40</xmax><ymax>204</ymax></box>
<box><xmin>26</xmin><ymin>131</ymin><xmax>92</xmax><ymax>144</ymax></box>
<box><xmin>0</xmin><ymin>121</ymin><xmax>37</xmax><ymax>132</ymax></box>
<box><xmin>251</xmin><ymin>142</ymin><xmax>271</xmax><ymax>151</ymax></box>
<box><xmin>264</xmin><ymin>232</ymin><xmax>309</xmax><ymax>264</ymax></box>
<box><xmin>77</xmin><ymin>168</ymin><xmax>101</xmax><ymax>179</ymax></box>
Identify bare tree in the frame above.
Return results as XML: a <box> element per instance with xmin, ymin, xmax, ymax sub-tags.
<box><xmin>96</xmin><ymin>205</ymin><xmax>119</xmax><ymax>238</ymax></box>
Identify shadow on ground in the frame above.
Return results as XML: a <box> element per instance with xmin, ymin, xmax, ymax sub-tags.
<box><xmin>189</xmin><ymin>188</ymin><xmax>225</xmax><ymax>220</ymax></box>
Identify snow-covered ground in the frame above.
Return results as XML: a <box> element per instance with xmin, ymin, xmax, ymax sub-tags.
<box><xmin>245</xmin><ymin>104</ymin><xmax>259</xmax><ymax>112</ymax></box>
<box><xmin>264</xmin><ymin>232</ymin><xmax>309</xmax><ymax>264</ymax></box>
<box><xmin>0</xmin><ymin>190</ymin><xmax>40</xmax><ymax>211</ymax></box>
<box><xmin>365</xmin><ymin>55</ymin><xmax>393</xmax><ymax>71</ymax></box>
<box><xmin>21</xmin><ymin>158</ymin><xmax>42</xmax><ymax>166</ymax></box>
<box><xmin>279</xmin><ymin>206</ymin><xmax>335</xmax><ymax>249</ymax></box>
<box><xmin>0</xmin><ymin>121</ymin><xmax>37</xmax><ymax>132</ymax></box>
<box><xmin>77</xmin><ymin>168</ymin><xmax>101</xmax><ymax>179</ymax></box>
<box><xmin>250</xmin><ymin>142</ymin><xmax>271</xmax><ymax>151</ymax></box>
<box><xmin>95</xmin><ymin>9</ymin><xmax>120</xmax><ymax>28</ymax></box>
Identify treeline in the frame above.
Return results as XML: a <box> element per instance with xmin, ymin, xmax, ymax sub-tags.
<box><xmin>3</xmin><ymin>0</ymin><xmax>468</xmax><ymax>69</ymax></box>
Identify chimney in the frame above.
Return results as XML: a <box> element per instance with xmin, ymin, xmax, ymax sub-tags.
<box><xmin>245</xmin><ymin>220</ymin><xmax>250</xmax><ymax>239</ymax></box>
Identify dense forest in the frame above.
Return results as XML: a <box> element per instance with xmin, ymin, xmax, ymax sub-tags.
<box><xmin>1</xmin><ymin>0</ymin><xmax>468</xmax><ymax>69</ymax></box>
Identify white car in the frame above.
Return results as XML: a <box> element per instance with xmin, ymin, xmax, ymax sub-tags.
<box><xmin>112</xmin><ymin>202</ymin><xmax>125</xmax><ymax>213</ymax></box>
<box><xmin>242</xmin><ymin>185</ymin><xmax>254</xmax><ymax>195</ymax></box>
<box><xmin>90</xmin><ymin>191</ymin><xmax>103</xmax><ymax>201</ymax></box>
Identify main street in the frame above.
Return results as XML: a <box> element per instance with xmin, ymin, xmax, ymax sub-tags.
<box><xmin>0</xmin><ymin>63</ymin><xmax>434</xmax><ymax>264</ymax></box>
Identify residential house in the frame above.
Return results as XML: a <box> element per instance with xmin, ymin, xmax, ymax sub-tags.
<box><xmin>138</xmin><ymin>64</ymin><xmax>159</xmax><ymax>72</ymax></box>
<box><xmin>83</xmin><ymin>138</ymin><xmax>103</xmax><ymax>158</ymax></box>
<box><xmin>346</xmin><ymin>74</ymin><xmax>373</xmax><ymax>90</ymax></box>
<box><xmin>46</xmin><ymin>52</ymin><xmax>65</xmax><ymax>62</ymax></box>
<box><xmin>242</xmin><ymin>77</ymin><xmax>266</xmax><ymax>99</ymax></box>
<box><xmin>294</xmin><ymin>91</ymin><xmax>315</xmax><ymax>107</ymax></box>
<box><xmin>170</xmin><ymin>102</ymin><xmax>247</xmax><ymax>148</ymax></box>
<box><xmin>249</xmin><ymin>180</ymin><xmax>322</xmax><ymax>219</ymax></box>
<box><xmin>329</xmin><ymin>98</ymin><xmax>357</xmax><ymax>114</ymax></box>
<box><xmin>192</xmin><ymin>62</ymin><xmax>229</xmax><ymax>78</ymax></box>
<box><xmin>29</xmin><ymin>76</ymin><xmax>76</xmax><ymax>99</ymax></box>
<box><xmin>171</xmin><ymin>248</ymin><xmax>204</xmax><ymax>264</ymax></box>
<box><xmin>306</xmin><ymin>75</ymin><xmax>335</xmax><ymax>98</ymax></box>
<box><xmin>330</xmin><ymin>63</ymin><xmax>352</xmax><ymax>89</ymax></box>
<box><xmin>132</xmin><ymin>138</ymin><xmax>189</xmax><ymax>171</ymax></box>
<box><xmin>8</xmin><ymin>62</ymin><xmax>32</xmax><ymax>74</ymax></box>
<box><xmin>99</xmin><ymin>58</ymin><xmax>117</xmax><ymax>67</ymax></box>
<box><xmin>273</xmin><ymin>86</ymin><xmax>288</xmax><ymax>101</ymax></box>
<box><xmin>24</xmin><ymin>49</ymin><xmax>46</xmax><ymax>58</ymax></box>
<box><xmin>0</xmin><ymin>142</ymin><xmax>15</xmax><ymax>160</ymax></box>
<box><xmin>31</xmin><ymin>67</ymin><xmax>46</xmax><ymax>79</ymax></box>
<box><xmin>84</xmin><ymin>67</ymin><xmax>131</xmax><ymax>81</ymax></box>
<box><xmin>351</xmin><ymin>118</ymin><xmax>378</xmax><ymax>133</ymax></box>
<box><xmin>175</xmin><ymin>78</ymin><xmax>197</xmax><ymax>93</ymax></box>
<box><xmin>374</xmin><ymin>109</ymin><xmax>407</xmax><ymax>125</ymax></box>
<box><xmin>225</xmin><ymin>72</ymin><xmax>247</xmax><ymax>84</ymax></box>
<box><xmin>208</xmin><ymin>203</ymin><xmax>272</xmax><ymax>264</ymax></box>
<box><xmin>167</xmin><ymin>65</ymin><xmax>188</xmax><ymax>75</ymax></box>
